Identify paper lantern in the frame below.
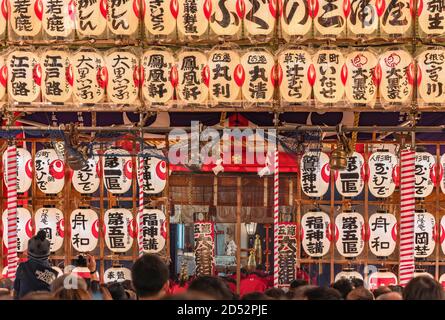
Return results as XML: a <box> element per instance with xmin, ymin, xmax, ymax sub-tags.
<box><xmin>177</xmin><ymin>0</ymin><xmax>210</xmax><ymax>39</ymax></box>
<box><xmin>137</xmin><ymin>208</ymin><xmax>167</xmax><ymax>254</ymax></box>
<box><xmin>301</xmin><ymin>210</ymin><xmax>331</xmax><ymax>258</ymax></box>
<box><xmin>7</xmin><ymin>50</ymin><xmax>41</xmax><ymax>103</ymax></box>
<box><xmin>335</xmin><ymin>211</ymin><xmax>365</xmax><ymax>258</ymax></box>
<box><xmin>71</xmin><ymin>156</ymin><xmax>100</xmax><ymax>194</ymax></box>
<box><xmin>334</xmin><ymin>269</ymin><xmax>363</xmax><ymax>283</ymax></box>
<box><xmin>142</xmin><ymin>48</ymin><xmax>175</xmax><ymax>104</ymax></box>
<box><xmin>102</xmin><ymin>148</ymin><xmax>133</xmax><ymax>194</ymax></box>
<box><xmin>439</xmin><ymin>153</ymin><xmax>445</xmax><ymax>195</ymax></box>
<box><xmin>9</xmin><ymin>0</ymin><xmax>42</xmax><ymax>38</ymax></box>
<box><xmin>277</xmin><ymin>48</ymin><xmax>313</xmax><ymax>103</ymax></box>
<box><xmin>313</xmin><ymin>48</ymin><xmax>346</xmax><ymax>104</ymax></box>
<box><xmin>194</xmin><ymin>221</ymin><xmax>215</xmax><ymax>276</ymax></box>
<box><xmin>300</xmin><ymin>151</ymin><xmax>330</xmax><ymax>198</ymax></box>
<box><xmin>368</xmin><ymin>270</ymin><xmax>397</xmax><ymax>290</ymax></box>
<box><xmin>209</xmin><ymin>0</ymin><xmax>244</xmax><ymax>37</ymax></box>
<box><xmin>70</xmin><ymin>208</ymin><xmax>99</xmax><ymax>252</ymax></box>
<box><xmin>176</xmin><ymin>49</ymin><xmax>209</xmax><ymax>104</ymax></box>
<box><xmin>42</xmin><ymin>0</ymin><xmax>74</xmax><ymax>38</ymax></box>
<box><xmin>378</xmin><ymin>0</ymin><xmax>412</xmax><ymax>36</ymax></box>
<box><xmin>144</xmin><ymin>0</ymin><xmax>178</xmax><ymax>38</ymax></box>
<box><xmin>208</xmin><ymin>47</ymin><xmax>242</xmax><ymax>103</ymax></box>
<box><xmin>344</xmin><ymin>50</ymin><xmax>378</xmax><ymax>106</ymax></box>
<box><xmin>2</xmin><ymin>207</ymin><xmax>32</xmax><ymax>253</ymax></box>
<box><xmin>440</xmin><ymin>215</ymin><xmax>445</xmax><ymax>255</ymax></box>
<box><xmin>280</xmin><ymin>0</ymin><xmax>312</xmax><ymax>40</ymax></box>
<box><xmin>74</xmin><ymin>0</ymin><xmax>107</xmax><ymax>38</ymax></box>
<box><xmin>346</xmin><ymin>0</ymin><xmax>378</xmax><ymax>36</ymax></box>
<box><xmin>0</xmin><ymin>55</ymin><xmax>6</xmax><ymax>101</ymax></box>
<box><xmin>414</xmin><ymin>151</ymin><xmax>435</xmax><ymax>198</ymax></box>
<box><xmin>413</xmin><ymin>270</ymin><xmax>434</xmax><ymax>278</ymax></box>
<box><xmin>240</xmin><ymin>49</ymin><xmax>275</xmax><ymax>103</ymax></box>
<box><xmin>137</xmin><ymin>155</ymin><xmax>167</xmax><ymax>194</ymax></box>
<box><xmin>104</xmin><ymin>208</ymin><xmax>134</xmax><ymax>253</ymax></box>
<box><xmin>368</xmin><ymin>211</ymin><xmax>397</xmax><ymax>257</ymax></box>
<box><xmin>378</xmin><ymin>49</ymin><xmax>414</xmax><ymax>106</ymax></box>
<box><xmin>0</xmin><ymin>0</ymin><xmax>6</xmax><ymax>38</ymax></box>
<box><xmin>107</xmin><ymin>0</ymin><xmax>140</xmax><ymax>36</ymax></box>
<box><xmin>439</xmin><ymin>273</ymin><xmax>445</xmax><ymax>288</ymax></box>
<box><xmin>105</xmin><ymin>50</ymin><xmax>140</xmax><ymax>104</ymax></box>
<box><xmin>41</xmin><ymin>49</ymin><xmax>73</xmax><ymax>103</ymax></box>
<box><xmin>72</xmin><ymin>49</ymin><xmax>106</xmax><ymax>103</ymax></box>
<box><xmin>35</xmin><ymin>207</ymin><xmax>64</xmax><ymax>252</ymax></box>
<box><xmin>2</xmin><ymin>147</ymin><xmax>33</xmax><ymax>194</ymax></box>
<box><xmin>35</xmin><ymin>149</ymin><xmax>65</xmax><ymax>194</ymax></box>
<box><xmin>313</xmin><ymin>0</ymin><xmax>347</xmax><ymax>37</ymax></box>
<box><xmin>368</xmin><ymin>150</ymin><xmax>398</xmax><ymax>198</ymax></box>
<box><xmin>335</xmin><ymin>152</ymin><xmax>365</xmax><ymax>198</ymax></box>
<box><xmin>417</xmin><ymin>47</ymin><xmax>445</xmax><ymax>106</ymax></box>
<box><xmin>244</xmin><ymin>0</ymin><xmax>276</xmax><ymax>39</ymax></box>
<box><xmin>104</xmin><ymin>267</ymin><xmax>132</xmax><ymax>283</ymax></box>
<box><xmin>418</xmin><ymin>0</ymin><xmax>445</xmax><ymax>36</ymax></box>
<box><xmin>414</xmin><ymin>210</ymin><xmax>435</xmax><ymax>259</ymax></box>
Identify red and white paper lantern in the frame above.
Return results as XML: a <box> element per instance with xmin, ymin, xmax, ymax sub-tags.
<box><xmin>2</xmin><ymin>207</ymin><xmax>32</xmax><ymax>253</ymax></box>
<box><xmin>313</xmin><ymin>0</ymin><xmax>347</xmax><ymax>37</ymax></box>
<box><xmin>71</xmin><ymin>157</ymin><xmax>100</xmax><ymax>194</ymax></box>
<box><xmin>7</xmin><ymin>50</ymin><xmax>41</xmax><ymax>103</ymax></box>
<box><xmin>35</xmin><ymin>207</ymin><xmax>64</xmax><ymax>252</ymax></box>
<box><xmin>70</xmin><ymin>208</ymin><xmax>99</xmax><ymax>252</ymax></box>
<box><xmin>35</xmin><ymin>149</ymin><xmax>65</xmax><ymax>194</ymax></box>
<box><xmin>177</xmin><ymin>0</ymin><xmax>210</xmax><ymax>39</ymax></box>
<box><xmin>0</xmin><ymin>55</ymin><xmax>7</xmax><ymax>101</ymax></box>
<box><xmin>346</xmin><ymin>0</ymin><xmax>378</xmax><ymax>36</ymax></box>
<box><xmin>300</xmin><ymin>151</ymin><xmax>330</xmax><ymax>198</ymax></box>
<box><xmin>368</xmin><ymin>150</ymin><xmax>398</xmax><ymax>198</ymax></box>
<box><xmin>368</xmin><ymin>211</ymin><xmax>397</xmax><ymax>257</ymax></box>
<box><xmin>368</xmin><ymin>270</ymin><xmax>398</xmax><ymax>290</ymax></box>
<box><xmin>414</xmin><ymin>210</ymin><xmax>435</xmax><ymax>259</ymax></box>
<box><xmin>301</xmin><ymin>210</ymin><xmax>331</xmax><ymax>258</ymax></box>
<box><xmin>176</xmin><ymin>49</ymin><xmax>209</xmax><ymax>104</ymax></box>
<box><xmin>137</xmin><ymin>155</ymin><xmax>167</xmax><ymax>194</ymax></box>
<box><xmin>244</xmin><ymin>0</ymin><xmax>276</xmax><ymax>39</ymax></box>
<box><xmin>418</xmin><ymin>0</ymin><xmax>445</xmax><ymax>36</ymax></box>
<box><xmin>137</xmin><ymin>208</ymin><xmax>167</xmax><ymax>254</ymax></box>
<box><xmin>2</xmin><ymin>147</ymin><xmax>33</xmax><ymax>194</ymax></box>
<box><xmin>0</xmin><ymin>0</ymin><xmax>6</xmax><ymax>37</ymax></box>
<box><xmin>209</xmin><ymin>0</ymin><xmax>245</xmax><ymax>37</ymax></box>
<box><xmin>9</xmin><ymin>0</ymin><xmax>42</xmax><ymax>37</ymax></box>
<box><xmin>103</xmin><ymin>148</ymin><xmax>133</xmax><ymax>194</ymax></box>
<box><xmin>42</xmin><ymin>0</ymin><xmax>75</xmax><ymax>38</ymax></box>
<box><xmin>414</xmin><ymin>151</ymin><xmax>436</xmax><ymax>198</ymax></box>
<box><xmin>107</xmin><ymin>0</ymin><xmax>140</xmax><ymax>35</ymax></box>
<box><xmin>335</xmin><ymin>210</ymin><xmax>365</xmax><ymax>258</ymax></box>
<box><xmin>335</xmin><ymin>151</ymin><xmax>365</xmax><ymax>198</ymax></box>
<box><xmin>417</xmin><ymin>47</ymin><xmax>445</xmax><ymax>106</ymax></box>
<box><xmin>440</xmin><ymin>215</ymin><xmax>445</xmax><ymax>255</ymax></box>
<box><xmin>41</xmin><ymin>49</ymin><xmax>73</xmax><ymax>103</ymax></box>
<box><xmin>280</xmin><ymin>0</ymin><xmax>312</xmax><ymax>39</ymax></box>
<box><xmin>104</xmin><ymin>208</ymin><xmax>135</xmax><ymax>253</ymax></box>
<box><xmin>378</xmin><ymin>0</ymin><xmax>412</xmax><ymax>36</ymax></box>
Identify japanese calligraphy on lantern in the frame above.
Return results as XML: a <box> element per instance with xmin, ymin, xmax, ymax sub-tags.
<box><xmin>210</xmin><ymin>0</ymin><xmax>244</xmax><ymax>36</ymax></box>
<box><xmin>9</xmin><ymin>0</ymin><xmax>43</xmax><ymax>37</ymax></box>
<box><xmin>0</xmin><ymin>55</ymin><xmax>6</xmax><ymax>101</ymax></box>
<box><xmin>334</xmin><ymin>269</ymin><xmax>363</xmax><ymax>282</ymax></box>
<box><xmin>244</xmin><ymin>0</ymin><xmax>276</xmax><ymax>37</ymax></box>
<box><xmin>35</xmin><ymin>149</ymin><xmax>65</xmax><ymax>194</ymax></box>
<box><xmin>345</xmin><ymin>50</ymin><xmax>378</xmax><ymax>106</ymax></box>
<box><xmin>241</xmin><ymin>49</ymin><xmax>275</xmax><ymax>103</ymax></box>
<box><xmin>105</xmin><ymin>50</ymin><xmax>139</xmax><ymax>104</ymax></box>
<box><xmin>368</xmin><ymin>150</ymin><xmax>398</xmax><ymax>198</ymax></box>
<box><xmin>72</xmin><ymin>50</ymin><xmax>106</xmax><ymax>103</ymax></box>
<box><xmin>107</xmin><ymin>0</ymin><xmax>140</xmax><ymax>35</ymax></box>
<box><xmin>176</xmin><ymin>50</ymin><xmax>209</xmax><ymax>103</ymax></box>
<box><xmin>144</xmin><ymin>0</ymin><xmax>178</xmax><ymax>37</ymax></box>
<box><xmin>71</xmin><ymin>157</ymin><xmax>100</xmax><ymax>194</ymax></box>
<box><xmin>300</xmin><ymin>151</ymin><xmax>330</xmax><ymax>198</ymax></box>
<box><xmin>314</xmin><ymin>0</ymin><xmax>347</xmax><ymax>36</ymax></box>
<box><xmin>379</xmin><ymin>0</ymin><xmax>412</xmax><ymax>36</ymax></box>
<box><xmin>42</xmin><ymin>0</ymin><xmax>75</xmax><ymax>37</ymax></box>
<box><xmin>194</xmin><ymin>221</ymin><xmax>215</xmax><ymax>276</ymax></box>
<box><xmin>368</xmin><ymin>270</ymin><xmax>397</xmax><ymax>290</ymax></box>
<box><xmin>104</xmin><ymin>208</ymin><xmax>134</xmax><ymax>253</ymax></box>
<box><xmin>415</xmin><ymin>151</ymin><xmax>435</xmax><ymax>198</ymax></box>
<box><xmin>418</xmin><ymin>0</ymin><xmax>445</xmax><ymax>36</ymax></box>
<box><xmin>280</xmin><ymin>0</ymin><xmax>311</xmax><ymax>39</ymax></box>
<box><xmin>378</xmin><ymin>49</ymin><xmax>413</xmax><ymax>105</ymax></box>
<box><xmin>7</xmin><ymin>50</ymin><xmax>41</xmax><ymax>103</ymax></box>
<box><xmin>74</xmin><ymin>0</ymin><xmax>107</xmax><ymax>37</ymax></box>
<box><xmin>102</xmin><ymin>148</ymin><xmax>133</xmax><ymax>194</ymax></box>
<box><xmin>177</xmin><ymin>0</ymin><xmax>210</xmax><ymax>38</ymax></box>
<box><xmin>417</xmin><ymin>48</ymin><xmax>445</xmax><ymax>106</ymax></box>
<box><xmin>70</xmin><ymin>208</ymin><xmax>99</xmax><ymax>252</ymax></box>
<box><xmin>137</xmin><ymin>155</ymin><xmax>167</xmax><ymax>194</ymax></box>
<box><xmin>137</xmin><ymin>208</ymin><xmax>167</xmax><ymax>253</ymax></box>
<box><xmin>104</xmin><ymin>267</ymin><xmax>132</xmax><ymax>283</ymax></box>
<box><xmin>313</xmin><ymin>48</ymin><xmax>345</xmax><ymax>104</ymax></box>
<box><xmin>2</xmin><ymin>147</ymin><xmax>33</xmax><ymax>193</ymax></box>
<box><xmin>276</xmin><ymin>222</ymin><xmax>298</xmax><ymax>286</ymax></box>
<box><xmin>277</xmin><ymin>48</ymin><xmax>313</xmax><ymax>103</ymax></box>
<box><xmin>0</xmin><ymin>0</ymin><xmax>6</xmax><ymax>37</ymax></box>
<box><xmin>208</xmin><ymin>48</ymin><xmax>242</xmax><ymax>103</ymax></box>
<box><xmin>35</xmin><ymin>207</ymin><xmax>64</xmax><ymax>252</ymax></box>
<box><xmin>2</xmin><ymin>207</ymin><xmax>32</xmax><ymax>252</ymax></box>
<box><xmin>42</xmin><ymin>49</ymin><xmax>72</xmax><ymax>103</ymax></box>
<box><xmin>440</xmin><ymin>153</ymin><xmax>445</xmax><ymax>194</ymax></box>
<box><xmin>335</xmin><ymin>152</ymin><xmax>365</xmax><ymax>197</ymax></box>
<box><xmin>335</xmin><ymin>211</ymin><xmax>365</xmax><ymax>258</ymax></box>
<box><xmin>301</xmin><ymin>210</ymin><xmax>331</xmax><ymax>258</ymax></box>
<box><xmin>347</xmin><ymin>0</ymin><xmax>378</xmax><ymax>35</ymax></box>
<box><xmin>414</xmin><ymin>210</ymin><xmax>435</xmax><ymax>258</ymax></box>
<box><xmin>142</xmin><ymin>49</ymin><xmax>175</xmax><ymax>103</ymax></box>
<box><xmin>368</xmin><ymin>211</ymin><xmax>397</xmax><ymax>257</ymax></box>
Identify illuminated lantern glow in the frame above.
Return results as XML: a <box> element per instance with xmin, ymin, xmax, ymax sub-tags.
<box><xmin>0</xmin><ymin>0</ymin><xmax>7</xmax><ymax>37</ymax></box>
<box><xmin>137</xmin><ymin>208</ymin><xmax>167</xmax><ymax>254</ymax></box>
<box><xmin>2</xmin><ymin>147</ymin><xmax>33</xmax><ymax>194</ymax></box>
<box><xmin>9</xmin><ymin>0</ymin><xmax>42</xmax><ymax>37</ymax></box>
<box><xmin>34</xmin><ymin>207</ymin><xmax>64</xmax><ymax>252</ymax></box>
<box><xmin>414</xmin><ymin>210</ymin><xmax>435</xmax><ymax>259</ymax></box>
<box><xmin>417</xmin><ymin>47</ymin><xmax>445</xmax><ymax>106</ymax></box>
<box><xmin>300</xmin><ymin>151</ymin><xmax>330</xmax><ymax>198</ymax></box>
<box><xmin>335</xmin><ymin>210</ymin><xmax>365</xmax><ymax>258</ymax></box>
<box><xmin>176</xmin><ymin>50</ymin><xmax>209</xmax><ymax>104</ymax></box>
<box><xmin>210</xmin><ymin>0</ymin><xmax>244</xmax><ymax>37</ymax></box>
<box><xmin>35</xmin><ymin>149</ymin><xmax>65</xmax><ymax>194</ymax></box>
<box><xmin>102</xmin><ymin>148</ymin><xmax>133</xmax><ymax>194</ymax></box>
<box><xmin>7</xmin><ymin>50</ymin><xmax>41</xmax><ymax>103</ymax></box>
<box><xmin>177</xmin><ymin>0</ymin><xmax>209</xmax><ymax>39</ymax></box>
<box><xmin>107</xmin><ymin>0</ymin><xmax>140</xmax><ymax>35</ymax></box>
<box><xmin>41</xmin><ymin>49</ymin><xmax>72</xmax><ymax>103</ymax></box>
<box><xmin>368</xmin><ymin>270</ymin><xmax>398</xmax><ymax>290</ymax></box>
<box><xmin>379</xmin><ymin>0</ymin><xmax>412</xmax><ymax>36</ymax></box>
<box><xmin>313</xmin><ymin>48</ymin><xmax>345</xmax><ymax>104</ymax></box>
<box><xmin>71</xmin><ymin>157</ymin><xmax>100</xmax><ymax>194</ymax></box>
<box><xmin>347</xmin><ymin>0</ymin><xmax>378</xmax><ymax>36</ymax></box>
<box><xmin>144</xmin><ymin>0</ymin><xmax>178</xmax><ymax>37</ymax></box>
<box><xmin>104</xmin><ymin>267</ymin><xmax>132</xmax><ymax>283</ymax></box>
<box><xmin>301</xmin><ymin>210</ymin><xmax>331</xmax><ymax>258</ymax></box>
<box><xmin>367</xmin><ymin>150</ymin><xmax>398</xmax><ymax>198</ymax></box>
<box><xmin>414</xmin><ymin>151</ymin><xmax>435</xmax><ymax>198</ymax></box>
<box><xmin>244</xmin><ymin>0</ymin><xmax>276</xmax><ymax>38</ymax></box>
<box><xmin>43</xmin><ymin>0</ymin><xmax>74</xmax><ymax>38</ymax></box>
<box><xmin>368</xmin><ymin>211</ymin><xmax>397</xmax><ymax>257</ymax></box>
<box><xmin>418</xmin><ymin>0</ymin><xmax>445</xmax><ymax>36</ymax></box>
<box><xmin>75</xmin><ymin>0</ymin><xmax>108</xmax><ymax>37</ymax></box>
<box><xmin>0</xmin><ymin>55</ymin><xmax>6</xmax><ymax>101</ymax></box>
<box><xmin>314</xmin><ymin>0</ymin><xmax>346</xmax><ymax>36</ymax></box>
<box><xmin>280</xmin><ymin>0</ymin><xmax>312</xmax><ymax>39</ymax></box>
<box><xmin>2</xmin><ymin>207</ymin><xmax>32</xmax><ymax>253</ymax></box>
<box><xmin>70</xmin><ymin>208</ymin><xmax>99</xmax><ymax>252</ymax></box>
<box><xmin>104</xmin><ymin>208</ymin><xmax>134</xmax><ymax>253</ymax></box>
<box><xmin>335</xmin><ymin>152</ymin><xmax>365</xmax><ymax>198</ymax></box>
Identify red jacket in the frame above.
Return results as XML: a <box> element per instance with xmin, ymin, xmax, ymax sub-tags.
<box><xmin>239</xmin><ymin>274</ymin><xmax>267</xmax><ymax>297</ymax></box>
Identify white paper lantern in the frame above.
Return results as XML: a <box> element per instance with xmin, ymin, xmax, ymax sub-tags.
<box><xmin>104</xmin><ymin>208</ymin><xmax>135</xmax><ymax>253</ymax></box>
<box><xmin>176</xmin><ymin>50</ymin><xmax>209</xmax><ymax>104</ymax></box>
<box><xmin>415</xmin><ymin>151</ymin><xmax>436</xmax><ymax>198</ymax></box>
<box><xmin>378</xmin><ymin>0</ymin><xmax>412</xmax><ymax>36</ymax></box>
<box><xmin>368</xmin><ymin>270</ymin><xmax>398</xmax><ymax>290</ymax></box>
<box><xmin>75</xmin><ymin>0</ymin><xmax>107</xmax><ymax>37</ymax></box>
<box><xmin>102</xmin><ymin>148</ymin><xmax>133</xmax><ymax>194</ymax></box>
<box><xmin>137</xmin><ymin>208</ymin><xmax>167</xmax><ymax>254</ymax></box>
<box><xmin>144</xmin><ymin>0</ymin><xmax>178</xmax><ymax>37</ymax></box>
<box><xmin>334</xmin><ymin>269</ymin><xmax>363</xmax><ymax>283</ymax></box>
<box><xmin>2</xmin><ymin>207</ymin><xmax>33</xmax><ymax>253</ymax></box>
<box><xmin>244</xmin><ymin>0</ymin><xmax>276</xmax><ymax>38</ymax></box>
<box><xmin>177</xmin><ymin>0</ymin><xmax>210</xmax><ymax>38</ymax></box>
<box><xmin>137</xmin><ymin>155</ymin><xmax>167</xmax><ymax>194</ymax></box>
<box><xmin>418</xmin><ymin>0</ymin><xmax>445</xmax><ymax>36</ymax></box>
<box><xmin>300</xmin><ymin>151</ymin><xmax>330</xmax><ymax>198</ymax></box>
<box><xmin>368</xmin><ymin>211</ymin><xmax>397</xmax><ymax>257</ymax></box>
<box><xmin>335</xmin><ymin>152</ymin><xmax>365</xmax><ymax>198</ymax></box>
<box><xmin>70</xmin><ymin>208</ymin><xmax>99</xmax><ymax>252</ymax></box>
<box><xmin>42</xmin><ymin>0</ymin><xmax>74</xmax><ymax>38</ymax></box>
<box><xmin>280</xmin><ymin>0</ymin><xmax>312</xmax><ymax>39</ymax></box>
<box><xmin>417</xmin><ymin>47</ymin><xmax>445</xmax><ymax>106</ymax></box>
<box><xmin>107</xmin><ymin>0</ymin><xmax>140</xmax><ymax>35</ymax></box>
<box><xmin>7</xmin><ymin>50</ymin><xmax>41</xmax><ymax>103</ymax></box>
<box><xmin>41</xmin><ymin>49</ymin><xmax>73</xmax><ymax>103</ymax></box>
<box><xmin>35</xmin><ymin>207</ymin><xmax>64</xmax><ymax>252</ymax></box>
<box><xmin>346</xmin><ymin>0</ymin><xmax>378</xmax><ymax>36</ymax></box>
<box><xmin>2</xmin><ymin>147</ymin><xmax>33</xmax><ymax>194</ymax></box>
<box><xmin>209</xmin><ymin>0</ymin><xmax>244</xmax><ymax>36</ymax></box>
<box><xmin>35</xmin><ymin>149</ymin><xmax>65</xmax><ymax>194</ymax></box>
<box><xmin>335</xmin><ymin>211</ymin><xmax>365</xmax><ymax>258</ymax></box>
<box><xmin>71</xmin><ymin>156</ymin><xmax>100</xmax><ymax>194</ymax></box>
<box><xmin>301</xmin><ymin>210</ymin><xmax>331</xmax><ymax>258</ymax></box>
<box><xmin>104</xmin><ymin>266</ymin><xmax>132</xmax><ymax>283</ymax></box>
<box><xmin>367</xmin><ymin>150</ymin><xmax>398</xmax><ymax>198</ymax></box>
<box><xmin>9</xmin><ymin>0</ymin><xmax>42</xmax><ymax>37</ymax></box>
<box><xmin>414</xmin><ymin>210</ymin><xmax>435</xmax><ymax>259</ymax></box>
<box><xmin>313</xmin><ymin>0</ymin><xmax>347</xmax><ymax>36</ymax></box>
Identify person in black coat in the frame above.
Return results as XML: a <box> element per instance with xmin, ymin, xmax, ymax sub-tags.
<box><xmin>14</xmin><ymin>230</ymin><xmax>58</xmax><ymax>299</ymax></box>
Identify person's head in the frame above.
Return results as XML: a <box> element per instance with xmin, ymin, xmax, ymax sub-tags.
<box><xmin>376</xmin><ymin>292</ymin><xmax>403</xmax><ymax>300</ymax></box>
<box><xmin>331</xmin><ymin>279</ymin><xmax>353</xmax><ymax>299</ymax></box>
<box><xmin>351</xmin><ymin>278</ymin><xmax>364</xmax><ymax>289</ymax></box>
<box><xmin>53</xmin><ymin>287</ymin><xmax>92</xmax><ymax>300</ymax></box>
<box><xmin>21</xmin><ymin>291</ymin><xmax>57</xmax><ymax>300</ymax></box>
<box><xmin>403</xmin><ymin>276</ymin><xmax>445</xmax><ymax>300</ymax></box>
<box><xmin>291</xmin><ymin>285</ymin><xmax>317</xmax><ymax>300</ymax></box>
<box><xmin>305</xmin><ymin>287</ymin><xmax>342</xmax><ymax>300</ymax></box>
<box><xmin>264</xmin><ymin>288</ymin><xmax>286</xmax><ymax>300</ymax></box>
<box><xmin>27</xmin><ymin>230</ymin><xmax>51</xmax><ymax>261</ymax></box>
<box><xmin>388</xmin><ymin>285</ymin><xmax>404</xmax><ymax>294</ymax></box>
<box><xmin>131</xmin><ymin>254</ymin><xmax>169</xmax><ymax>300</ymax></box>
<box><xmin>346</xmin><ymin>287</ymin><xmax>374</xmax><ymax>300</ymax></box>
<box><xmin>289</xmin><ymin>279</ymin><xmax>308</xmax><ymax>291</ymax></box>
<box><xmin>372</xmin><ymin>286</ymin><xmax>391</xmax><ymax>299</ymax></box>
<box><xmin>188</xmin><ymin>276</ymin><xmax>233</xmax><ymax>300</ymax></box>
<box><xmin>50</xmin><ymin>274</ymin><xmax>87</xmax><ymax>292</ymax></box>
<box><xmin>242</xmin><ymin>292</ymin><xmax>272</xmax><ymax>300</ymax></box>
<box><xmin>107</xmin><ymin>282</ymin><xmax>129</xmax><ymax>300</ymax></box>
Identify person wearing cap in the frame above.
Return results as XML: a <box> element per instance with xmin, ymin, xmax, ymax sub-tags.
<box><xmin>13</xmin><ymin>230</ymin><xmax>58</xmax><ymax>299</ymax></box>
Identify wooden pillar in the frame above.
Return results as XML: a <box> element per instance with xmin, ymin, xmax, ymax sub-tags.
<box><xmin>236</xmin><ymin>176</ymin><xmax>242</xmax><ymax>294</ymax></box>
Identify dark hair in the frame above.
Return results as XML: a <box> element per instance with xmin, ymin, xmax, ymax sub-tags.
<box><xmin>331</xmin><ymin>279</ymin><xmax>353</xmax><ymax>299</ymax></box>
<box><xmin>346</xmin><ymin>287</ymin><xmax>374</xmax><ymax>300</ymax></box>
<box><xmin>76</xmin><ymin>255</ymin><xmax>88</xmax><ymax>267</ymax></box>
<box><xmin>403</xmin><ymin>276</ymin><xmax>444</xmax><ymax>300</ymax></box>
<box><xmin>131</xmin><ymin>254</ymin><xmax>169</xmax><ymax>298</ymax></box>
<box><xmin>351</xmin><ymin>278</ymin><xmax>364</xmax><ymax>289</ymax></box>
<box><xmin>107</xmin><ymin>282</ymin><xmax>128</xmax><ymax>300</ymax></box>
<box><xmin>264</xmin><ymin>288</ymin><xmax>286</xmax><ymax>300</ymax></box>
<box><xmin>290</xmin><ymin>279</ymin><xmax>308</xmax><ymax>289</ymax></box>
<box><xmin>242</xmin><ymin>292</ymin><xmax>272</xmax><ymax>300</ymax></box>
<box><xmin>305</xmin><ymin>287</ymin><xmax>342</xmax><ymax>300</ymax></box>
<box><xmin>188</xmin><ymin>276</ymin><xmax>233</xmax><ymax>300</ymax></box>
<box><xmin>388</xmin><ymin>285</ymin><xmax>404</xmax><ymax>294</ymax></box>
<box><xmin>373</xmin><ymin>286</ymin><xmax>391</xmax><ymax>299</ymax></box>
<box><xmin>53</xmin><ymin>288</ymin><xmax>92</xmax><ymax>300</ymax></box>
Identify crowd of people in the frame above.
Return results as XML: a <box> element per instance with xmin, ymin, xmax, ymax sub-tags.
<box><xmin>0</xmin><ymin>231</ymin><xmax>444</xmax><ymax>300</ymax></box>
